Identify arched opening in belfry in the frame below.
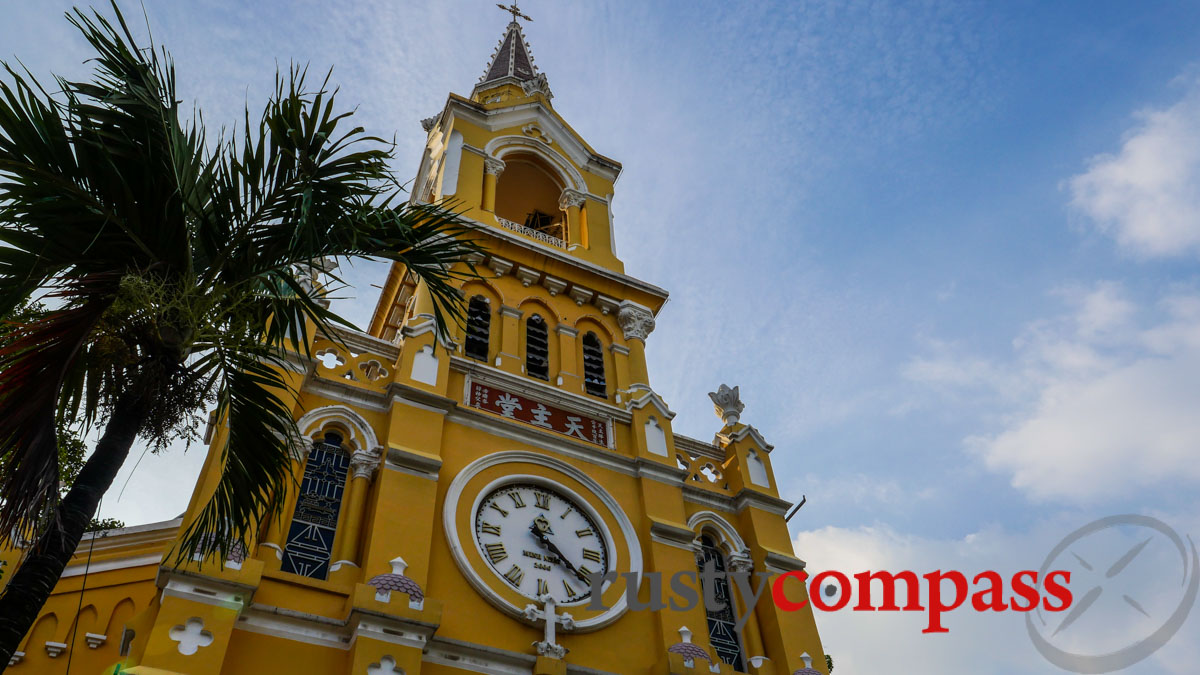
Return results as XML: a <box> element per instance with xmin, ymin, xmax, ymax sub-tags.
<box><xmin>495</xmin><ymin>152</ymin><xmax>566</xmax><ymax>242</ymax></box>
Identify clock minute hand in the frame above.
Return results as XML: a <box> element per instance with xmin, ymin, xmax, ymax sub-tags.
<box><xmin>530</xmin><ymin>522</ymin><xmax>588</xmax><ymax>582</ymax></box>
<box><xmin>547</xmin><ymin>537</ymin><xmax>586</xmax><ymax>580</ymax></box>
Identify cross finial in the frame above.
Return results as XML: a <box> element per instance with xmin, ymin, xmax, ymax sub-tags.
<box><xmin>497</xmin><ymin>2</ymin><xmax>533</xmax><ymax>23</ymax></box>
<box><xmin>523</xmin><ymin>593</ymin><xmax>574</xmax><ymax>659</ymax></box>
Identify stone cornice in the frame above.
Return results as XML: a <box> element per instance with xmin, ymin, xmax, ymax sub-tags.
<box><xmin>384</xmin><ymin>445</ymin><xmax>442</xmax><ymax>480</ymax></box>
<box><xmin>648</xmin><ymin>517</ymin><xmax>697</xmax><ymax>551</ymax></box>
<box><xmin>323</xmin><ymin>326</ymin><xmax>400</xmax><ymax>363</ymax></box>
<box><xmin>462</xmin><ymin>213</ymin><xmax>669</xmax><ymax>304</ymax></box>
<box><xmin>673</xmin><ymin>434</ymin><xmax>723</xmax><ymax>461</ymax></box>
<box><xmin>633</xmin><ymin>456</ymin><xmax>689</xmax><ymax>485</ymax></box>
<box><xmin>304</xmin><ymin>376</ymin><xmax>390</xmax><ymax>412</ymax></box>
<box><xmin>681</xmin><ymin>485</ymin><xmax>791</xmax><ymax>517</ymax></box>
<box><xmin>735</xmin><ymin>488</ymin><xmax>792</xmax><ymax>516</ymax></box>
<box><xmin>388</xmin><ymin>381</ymin><xmax>459</xmax><ymax>414</ymax></box>
<box><xmin>763</xmin><ymin>549</ymin><xmax>807</xmax><ymax>573</ymax></box>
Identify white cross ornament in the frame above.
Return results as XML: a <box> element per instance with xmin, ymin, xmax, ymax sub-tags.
<box><xmin>367</xmin><ymin>655</ymin><xmax>403</xmax><ymax>674</ymax></box>
<box><xmin>523</xmin><ymin>593</ymin><xmax>575</xmax><ymax>659</ymax></box>
<box><xmin>168</xmin><ymin>617</ymin><xmax>214</xmax><ymax>656</ymax></box>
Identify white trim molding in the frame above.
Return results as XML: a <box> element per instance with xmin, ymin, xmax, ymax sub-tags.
<box><xmin>686</xmin><ymin>511</ymin><xmax>748</xmax><ymax>556</ymax></box>
<box><xmin>716</xmin><ymin>424</ymin><xmax>775</xmax><ymax>453</ymax></box>
<box><xmin>484</xmin><ymin>135</ymin><xmax>587</xmax><ymax>192</ymax></box>
<box><xmin>295</xmin><ymin>405</ymin><xmax>380</xmax><ymax>455</ymax></box>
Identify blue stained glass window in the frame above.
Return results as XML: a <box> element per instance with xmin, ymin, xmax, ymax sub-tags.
<box><xmin>697</xmin><ymin>535</ymin><xmax>745</xmax><ymax>671</ymax></box>
<box><xmin>281</xmin><ymin>433</ymin><xmax>350</xmax><ymax>580</ymax></box>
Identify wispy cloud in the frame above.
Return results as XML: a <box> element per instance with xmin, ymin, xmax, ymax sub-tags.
<box><xmin>908</xmin><ymin>282</ymin><xmax>1200</xmax><ymax>502</ymax></box>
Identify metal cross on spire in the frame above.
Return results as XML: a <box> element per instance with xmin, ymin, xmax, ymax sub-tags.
<box><xmin>497</xmin><ymin>2</ymin><xmax>533</xmax><ymax>23</ymax></box>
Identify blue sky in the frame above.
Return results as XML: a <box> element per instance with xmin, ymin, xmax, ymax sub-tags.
<box><xmin>7</xmin><ymin>1</ymin><xmax>1200</xmax><ymax>672</ymax></box>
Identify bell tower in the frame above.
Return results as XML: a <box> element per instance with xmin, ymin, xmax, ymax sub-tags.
<box><xmin>401</xmin><ymin>6</ymin><xmax>624</xmax><ymax>278</ymax></box>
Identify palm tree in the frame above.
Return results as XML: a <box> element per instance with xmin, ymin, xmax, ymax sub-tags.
<box><xmin>0</xmin><ymin>3</ymin><xmax>479</xmax><ymax>661</ymax></box>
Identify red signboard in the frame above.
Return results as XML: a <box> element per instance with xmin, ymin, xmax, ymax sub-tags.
<box><xmin>467</xmin><ymin>381</ymin><xmax>609</xmax><ymax>448</ymax></box>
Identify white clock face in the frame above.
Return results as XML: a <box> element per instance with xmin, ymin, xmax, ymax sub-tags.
<box><xmin>474</xmin><ymin>482</ymin><xmax>611</xmax><ymax>605</ymax></box>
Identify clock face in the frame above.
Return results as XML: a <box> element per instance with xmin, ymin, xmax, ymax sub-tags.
<box><xmin>473</xmin><ymin>482</ymin><xmax>611</xmax><ymax>605</ymax></box>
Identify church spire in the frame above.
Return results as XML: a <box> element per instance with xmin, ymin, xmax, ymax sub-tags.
<box><xmin>475</xmin><ymin>3</ymin><xmax>553</xmax><ymax>101</ymax></box>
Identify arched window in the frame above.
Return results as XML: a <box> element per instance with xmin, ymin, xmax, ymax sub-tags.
<box><xmin>582</xmin><ymin>332</ymin><xmax>606</xmax><ymax>397</ymax></box>
<box><xmin>281</xmin><ymin>432</ymin><xmax>350</xmax><ymax>580</ymax></box>
<box><xmin>465</xmin><ymin>296</ymin><xmax>490</xmax><ymax>362</ymax></box>
<box><xmin>526</xmin><ymin>314</ymin><xmax>550</xmax><ymax>381</ymax></box>
<box><xmin>696</xmin><ymin>534</ymin><xmax>745</xmax><ymax>671</ymax></box>
<box><xmin>496</xmin><ymin>153</ymin><xmax>567</xmax><ymax>242</ymax></box>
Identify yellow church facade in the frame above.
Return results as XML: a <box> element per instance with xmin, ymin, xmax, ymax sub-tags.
<box><xmin>0</xmin><ymin>15</ymin><xmax>828</xmax><ymax>675</ymax></box>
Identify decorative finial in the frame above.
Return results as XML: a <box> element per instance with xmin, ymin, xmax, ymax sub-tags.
<box><xmin>367</xmin><ymin>555</ymin><xmax>424</xmax><ymax>609</ymax></box>
<box><xmin>667</xmin><ymin>626</ymin><xmax>716</xmax><ymax>670</ymax></box>
<box><xmin>708</xmin><ymin>384</ymin><xmax>744</xmax><ymax>426</ymax></box>
<box><xmin>497</xmin><ymin>2</ymin><xmax>532</xmax><ymax>23</ymax></box>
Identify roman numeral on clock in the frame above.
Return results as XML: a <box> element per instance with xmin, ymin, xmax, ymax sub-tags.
<box><xmin>508</xmin><ymin>491</ymin><xmax>526</xmax><ymax>508</ymax></box>
<box><xmin>489</xmin><ymin>503</ymin><xmax>509</xmax><ymax>518</ymax></box>
<box><xmin>578</xmin><ymin>565</ymin><xmax>595</xmax><ymax>578</ymax></box>
<box><xmin>503</xmin><ymin>564</ymin><xmax>524</xmax><ymax>586</ymax></box>
<box><xmin>562</xmin><ymin>579</ymin><xmax>578</xmax><ymax>598</ymax></box>
<box><xmin>534</xmin><ymin>492</ymin><xmax>551</xmax><ymax>510</ymax></box>
<box><xmin>537</xmin><ymin>578</ymin><xmax>549</xmax><ymax>596</ymax></box>
<box><xmin>480</xmin><ymin>522</ymin><xmax>501</xmax><ymax>536</ymax></box>
<box><xmin>581</xmin><ymin>548</ymin><xmax>602</xmax><ymax>564</ymax></box>
<box><xmin>559</xmin><ymin>504</ymin><xmax>574</xmax><ymax>519</ymax></box>
<box><xmin>575</xmin><ymin>527</ymin><xmax>594</xmax><ymax>538</ymax></box>
<box><xmin>485</xmin><ymin>543</ymin><xmax>508</xmax><ymax>564</ymax></box>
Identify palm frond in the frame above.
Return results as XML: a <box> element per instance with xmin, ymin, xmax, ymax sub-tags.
<box><xmin>0</xmin><ymin>278</ymin><xmax>116</xmax><ymax>539</ymax></box>
<box><xmin>175</xmin><ymin>351</ymin><xmax>300</xmax><ymax>564</ymax></box>
<box><xmin>0</xmin><ymin>1</ymin><xmax>484</xmax><ymax>570</ymax></box>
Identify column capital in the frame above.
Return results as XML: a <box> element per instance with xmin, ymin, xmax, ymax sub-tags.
<box><xmin>350</xmin><ymin>446</ymin><xmax>383</xmax><ymax>481</ymax></box>
<box><xmin>558</xmin><ymin>188</ymin><xmax>587</xmax><ymax>210</ymax></box>
<box><xmin>617</xmin><ymin>301</ymin><xmax>656</xmax><ymax>342</ymax></box>
<box><xmin>483</xmin><ymin>156</ymin><xmax>507</xmax><ymax>175</ymax></box>
<box><xmin>728</xmin><ymin>548</ymin><xmax>755</xmax><ymax>574</ymax></box>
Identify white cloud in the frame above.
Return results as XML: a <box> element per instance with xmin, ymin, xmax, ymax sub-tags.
<box><xmin>908</xmin><ymin>283</ymin><xmax>1200</xmax><ymax>502</ymax></box>
<box><xmin>794</xmin><ymin>513</ymin><xmax>1200</xmax><ymax>674</ymax></box>
<box><xmin>1069</xmin><ymin>76</ymin><xmax>1200</xmax><ymax>258</ymax></box>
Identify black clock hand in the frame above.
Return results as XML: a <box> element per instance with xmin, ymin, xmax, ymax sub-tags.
<box><xmin>546</xmin><ymin>537</ymin><xmax>588</xmax><ymax>582</ymax></box>
<box><xmin>530</xmin><ymin>520</ymin><xmax>589</xmax><ymax>583</ymax></box>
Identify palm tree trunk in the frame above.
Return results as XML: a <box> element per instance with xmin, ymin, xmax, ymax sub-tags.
<box><xmin>0</xmin><ymin>389</ymin><xmax>150</xmax><ymax>669</ymax></box>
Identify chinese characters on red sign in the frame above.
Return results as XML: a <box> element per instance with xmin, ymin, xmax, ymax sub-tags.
<box><xmin>468</xmin><ymin>382</ymin><xmax>609</xmax><ymax>448</ymax></box>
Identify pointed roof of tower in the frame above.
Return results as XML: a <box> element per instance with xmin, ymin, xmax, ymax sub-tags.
<box><xmin>474</xmin><ymin>7</ymin><xmax>553</xmax><ymax>101</ymax></box>
<box><xmin>482</xmin><ymin>21</ymin><xmax>537</xmax><ymax>83</ymax></box>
